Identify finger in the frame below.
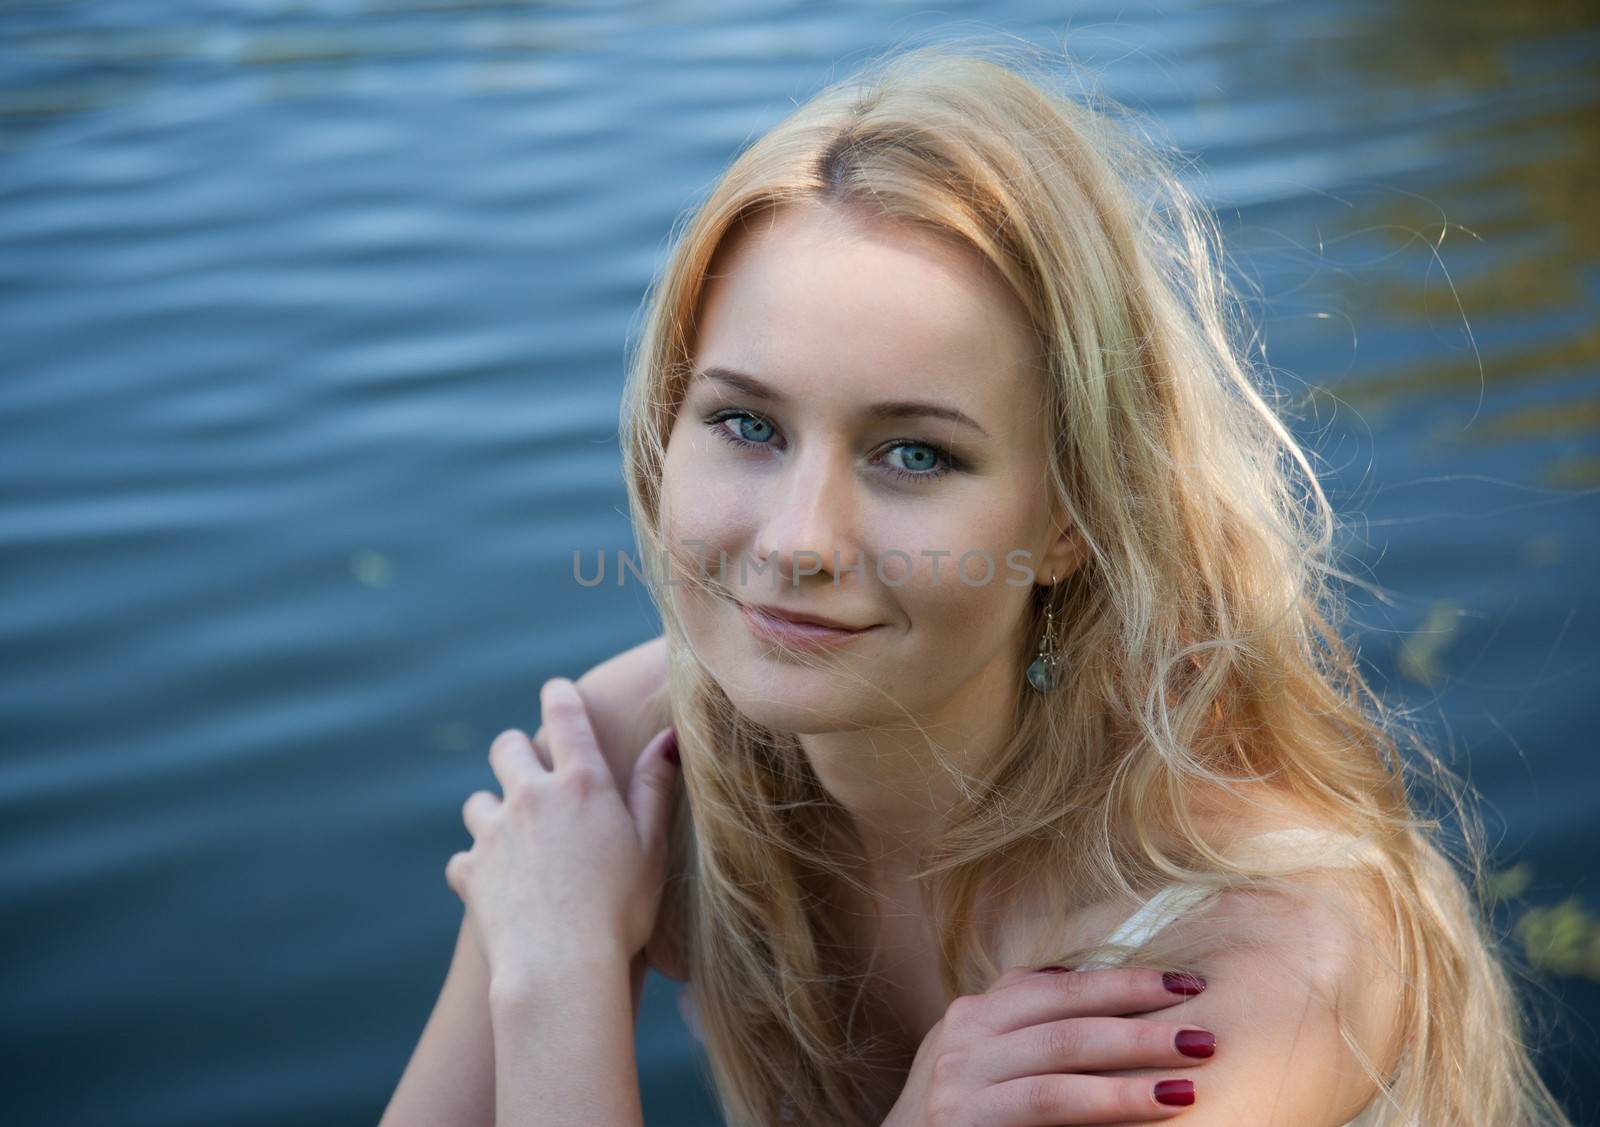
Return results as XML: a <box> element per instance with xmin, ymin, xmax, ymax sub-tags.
<box><xmin>539</xmin><ymin>677</ymin><xmax>605</xmax><ymax>775</ymax></box>
<box><xmin>981</xmin><ymin>1016</ymin><xmax>1216</xmax><ymax>1082</ymax></box>
<box><xmin>444</xmin><ymin>850</ymin><xmax>470</xmax><ymax>899</ymax></box>
<box><xmin>987</xmin><ymin>963</ymin><xmax>1070</xmax><ymax>993</ymax></box>
<box><xmin>489</xmin><ymin>729</ymin><xmax>545</xmax><ymax>794</ymax></box>
<box><xmin>528</xmin><ymin>725</ymin><xmax>554</xmax><ymax>770</ymax></box>
<box><xmin>461</xmin><ymin>790</ymin><xmax>499</xmax><ymax>837</ymax></box>
<box><xmin>972</xmin><ymin>1071</ymin><xmax>1196</xmax><ymax>1124</ymax></box>
<box><xmin>626</xmin><ymin>727</ymin><xmax>680</xmax><ymax>860</ymax></box>
<box><xmin>979</xmin><ymin>966</ymin><xmax>1207</xmax><ymax>1034</ymax></box>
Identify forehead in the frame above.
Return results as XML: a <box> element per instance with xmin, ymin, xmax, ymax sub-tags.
<box><xmin>691</xmin><ymin>202</ymin><xmax>1041</xmax><ymax>418</ymax></box>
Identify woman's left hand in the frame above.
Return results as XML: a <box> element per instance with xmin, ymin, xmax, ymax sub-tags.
<box><xmin>444</xmin><ymin>677</ymin><xmax>681</xmax><ymax>992</ymax></box>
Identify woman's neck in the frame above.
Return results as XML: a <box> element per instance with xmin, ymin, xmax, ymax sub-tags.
<box><xmin>798</xmin><ymin>646</ymin><xmax>1023</xmax><ymax>881</ymax></box>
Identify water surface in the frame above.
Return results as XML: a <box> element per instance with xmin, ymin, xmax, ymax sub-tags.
<box><xmin>3</xmin><ymin>3</ymin><xmax>1597</xmax><ymax>1123</ymax></box>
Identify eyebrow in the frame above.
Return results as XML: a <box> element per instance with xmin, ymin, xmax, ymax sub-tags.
<box><xmin>692</xmin><ymin>365</ymin><xmax>991</xmax><ymax>438</ymax></box>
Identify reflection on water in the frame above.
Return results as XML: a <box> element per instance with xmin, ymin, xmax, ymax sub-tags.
<box><xmin>2</xmin><ymin>3</ymin><xmax>1596</xmax><ymax>1125</ymax></box>
<box><xmin>1272</xmin><ymin>5</ymin><xmax>1600</xmax><ymax>494</ymax></box>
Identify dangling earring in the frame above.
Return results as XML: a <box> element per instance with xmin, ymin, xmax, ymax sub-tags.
<box><xmin>1027</xmin><ymin>571</ymin><xmax>1063</xmax><ymax>693</ymax></box>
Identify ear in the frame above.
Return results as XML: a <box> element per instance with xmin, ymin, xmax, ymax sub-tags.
<box><xmin>1037</xmin><ymin>517</ymin><xmax>1085</xmax><ymax>586</ymax></box>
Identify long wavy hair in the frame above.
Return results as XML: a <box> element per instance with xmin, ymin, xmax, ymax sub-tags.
<box><xmin>618</xmin><ymin>39</ymin><xmax>1569</xmax><ymax>1127</ymax></box>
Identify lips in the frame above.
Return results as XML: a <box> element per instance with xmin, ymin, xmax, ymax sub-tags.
<box><xmin>745</xmin><ymin>603</ymin><xmax>873</xmax><ymax>632</ymax></box>
<box><xmin>736</xmin><ymin>600</ymin><xmax>880</xmax><ymax>653</ymax></box>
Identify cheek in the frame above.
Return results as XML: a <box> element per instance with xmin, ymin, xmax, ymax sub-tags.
<box><xmin>662</xmin><ymin>427</ymin><xmax>718</xmax><ymax>534</ymax></box>
<box><xmin>867</xmin><ymin>497</ymin><xmax>1032</xmax><ymax>586</ymax></box>
<box><xmin>866</xmin><ymin>501</ymin><xmax>1035</xmax><ymax>640</ymax></box>
<box><xmin>661</xmin><ymin>429</ymin><xmax>756</xmax><ymax>582</ymax></box>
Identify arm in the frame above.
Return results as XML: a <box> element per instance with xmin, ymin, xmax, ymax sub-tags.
<box><xmin>452</xmin><ymin>677</ymin><xmax>676</xmax><ymax>1127</ymax></box>
<box><xmin>489</xmin><ymin>946</ymin><xmax>643</xmax><ymax>1127</ymax></box>
<box><xmin>378</xmin><ymin>911</ymin><xmax>497</xmax><ymax>1127</ymax></box>
<box><xmin>379</xmin><ymin>634</ymin><xmax>672</xmax><ymax>1127</ymax></box>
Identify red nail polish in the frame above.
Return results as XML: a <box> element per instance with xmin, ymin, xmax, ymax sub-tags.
<box><xmin>1175</xmin><ymin>1029</ymin><xmax>1215</xmax><ymax>1058</ymax></box>
<box><xmin>1162</xmin><ymin>971</ymin><xmax>1206</xmax><ymax>995</ymax></box>
<box><xmin>1036</xmin><ymin>965</ymin><xmax>1074</xmax><ymax>973</ymax></box>
<box><xmin>1154</xmin><ymin>1079</ymin><xmax>1195</xmax><ymax>1106</ymax></box>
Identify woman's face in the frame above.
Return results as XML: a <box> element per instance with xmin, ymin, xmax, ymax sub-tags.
<box><xmin>661</xmin><ymin>200</ymin><xmax>1079</xmax><ymax>733</ymax></box>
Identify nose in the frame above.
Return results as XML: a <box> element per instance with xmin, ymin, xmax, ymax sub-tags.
<box><xmin>749</xmin><ymin>441</ymin><xmax>865</xmax><ymax>592</ymax></box>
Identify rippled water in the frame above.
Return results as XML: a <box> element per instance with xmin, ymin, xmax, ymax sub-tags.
<box><xmin>3</xmin><ymin>3</ymin><xmax>1597</xmax><ymax>1125</ymax></box>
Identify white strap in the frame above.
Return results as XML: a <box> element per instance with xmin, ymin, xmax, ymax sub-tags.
<box><xmin>1073</xmin><ymin>882</ymin><xmax>1221</xmax><ymax>969</ymax></box>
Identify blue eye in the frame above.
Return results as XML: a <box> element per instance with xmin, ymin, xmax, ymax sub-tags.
<box><xmin>705</xmin><ymin>409</ymin><xmax>779</xmax><ymax>450</ymax></box>
<box><xmin>881</xmin><ymin>442</ymin><xmax>947</xmax><ymax>481</ymax></box>
<box><xmin>702</xmin><ymin>409</ymin><xmax>959</xmax><ymax>484</ymax></box>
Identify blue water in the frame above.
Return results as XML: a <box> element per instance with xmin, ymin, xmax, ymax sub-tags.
<box><xmin>3</xmin><ymin>4</ymin><xmax>1597</xmax><ymax>1124</ymax></box>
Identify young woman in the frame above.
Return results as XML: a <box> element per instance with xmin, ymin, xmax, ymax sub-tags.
<box><xmin>382</xmin><ymin>42</ymin><xmax>1571</xmax><ymax>1127</ymax></box>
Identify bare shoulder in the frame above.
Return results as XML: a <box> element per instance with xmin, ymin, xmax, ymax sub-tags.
<box><xmin>1121</xmin><ymin>863</ymin><xmax>1408</xmax><ymax>1124</ymax></box>
<box><xmin>1114</xmin><ymin>780</ymin><xmax>1408</xmax><ymax>1122</ymax></box>
<box><xmin>998</xmin><ymin>784</ymin><xmax>1407</xmax><ymax>1122</ymax></box>
<box><xmin>575</xmin><ymin>633</ymin><xmax>671</xmax><ymax>789</ymax></box>
<box><xmin>532</xmin><ymin>633</ymin><xmax>670</xmax><ymax>791</ymax></box>
<box><xmin>1175</xmin><ymin>863</ymin><xmax>1401</xmax><ymax>1002</ymax></box>
<box><xmin>1175</xmin><ymin>782</ymin><xmax>1406</xmax><ymax>1043</ymax></box>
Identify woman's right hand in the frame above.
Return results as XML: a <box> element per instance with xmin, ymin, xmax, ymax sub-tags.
<box><xmin>882</xmin><ymin>965</ymin><xmax>1216</xmax><ymax>1126</ymax></box>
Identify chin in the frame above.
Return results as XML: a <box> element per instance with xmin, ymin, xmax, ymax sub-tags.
<box><xmin>729</xmin><ymin>695</ymin><xmax>870</xmax><ymax>736</ymax></box>
<box><xmin>708</xmin><ymin>655</ymin><xmax>878</xmax><ymax>735</ymax></box>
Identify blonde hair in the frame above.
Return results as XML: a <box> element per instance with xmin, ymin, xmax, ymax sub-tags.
<box><xmin>618</xmin><ymin>38</ymin><xmax>1570</xmax><ymax>1127</ymax></box>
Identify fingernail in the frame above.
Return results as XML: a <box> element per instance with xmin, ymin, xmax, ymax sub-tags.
<box><xmin>1162</xmin><ymin>971</ymin><xmax>1206</xmax><ymax>995</ymax></box>
<box><xmin>1036</xmin><ymin>965</ymin><xmax>1074</xmax><ymax>973</ymax></box>
<box><xmin>1175</xmin><ymin>1029</ymin><xmax>1215</xmax><ymax>1058</ymax></box>
<box><xmin>664</xmin><ymin>729</ymin><xmax>680</xmax><ymax>767</ymax></box>
<box><xmin>1154</xmin><ymin>1079</ymin><xmax>1194</xmax><ymax>1106</ymax></box>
